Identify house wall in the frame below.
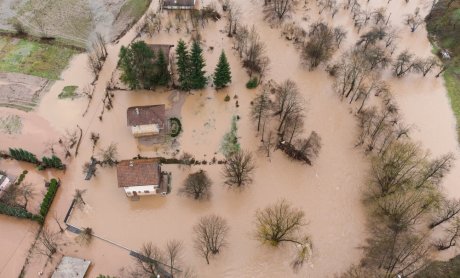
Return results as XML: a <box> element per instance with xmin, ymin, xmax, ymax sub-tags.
<box><xmin>0</xmin><ymin>176</ymin><xmax>11</xmax><ymax>198</ymax></box>
<box><xmin>123</xmin><ymin>185</ymin><xmax>158</xmax><ymax>196</ymax></box>
<box><xmin>131</xmin><ymin>124</ymin><xmax>159</xmax><ymax>137</ymax></box>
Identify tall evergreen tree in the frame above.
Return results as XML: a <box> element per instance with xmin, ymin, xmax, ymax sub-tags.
<box><xmin>155</xmin><ymin>49</ymin><xmax>170</xmax><ymax>86</ymax></box>
<box><xmin>213</xmin><ymin>51</ymin><xmax>232</xmax><ymax>89</ymax></box>
<box><xmin>190</xmin><ymin>40</ymin><xmax>207</xmax><ymax>89</ymax></box>
<box><xmin>118</xmin><ymin>41</ymin><xmax>156</xmax><ymax>89</ymax></box>
<box><xmin>176</xmin><ymin>39</ymin><xmax>192</xmax><ymax>91</ymax></box>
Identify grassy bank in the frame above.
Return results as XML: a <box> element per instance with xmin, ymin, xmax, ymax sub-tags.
<box><xmin>426</xmin><ymin>0</ymin><xmax>460</xmax><ymax>140</ymax></box>
<box><xmin>0</xmin><ymin>36</ymin><xmax>78</xmax><ymax>80</ymax></box>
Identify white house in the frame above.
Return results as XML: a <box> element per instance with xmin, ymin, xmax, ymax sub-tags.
<box><xmin>116</xmin><ymin>159</ymin><xmax>168</xmax><ymax>197</ymax></box>
<box><xmin>127</xmin><ymin>105</ymin><xmax>166</xmax><ymax>138</ymax></box>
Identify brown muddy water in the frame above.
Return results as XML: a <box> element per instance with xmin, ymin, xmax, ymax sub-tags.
<box><xmin>1</xmin><ymin>0</ymin><xmax>460</xmax><ymax>277</ymax></box>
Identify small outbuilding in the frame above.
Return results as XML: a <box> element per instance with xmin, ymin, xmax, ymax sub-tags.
<box><xmin>0</xmin><ymin>173</ymin><xmax>11</xmax><ymax>198</ymax></box>
<box><xmin>127</xmin><ymin>105</ymin><xmax>166</xmax><ymax>138</ymax></box>
<box><xmin>51</xmin><ymin>256</ymin><xmax>91</xmax><ymax>278</ymax></box>
<box><xmin>163</xmin><ymin>0</ymin><xmax>196</xmax><ymax>10</ymax></box>
<box><xmin>147</xmin><ymin>44</ymin><xmax>174</xmax><ymax>67</ymax></box>
<box><xmin>116</xmin><ymin>158</ymin><xmax>169</xmax><ymax>197</ymax></box>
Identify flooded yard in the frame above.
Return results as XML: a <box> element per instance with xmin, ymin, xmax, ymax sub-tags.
<box><xmin>1</xmin><ymin>0</ymin><xmax>460</xmax><ymax>277</ymax></box>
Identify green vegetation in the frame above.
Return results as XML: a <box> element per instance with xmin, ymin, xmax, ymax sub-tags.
<box><xmin>176</xmin><ymin>39</ymin><xmax>208</xmax><ymax>91</ymax></box>
<box><xmin>246</xmin><ymin>77</ymin><xmax>258</xmax><ymax>89</ymax></box>
<box><xmin>426</xmin><ymin>0</ymin><xmax>460</xmax><ymax>139</ymax></box>
<box><xmin>39</xmin><ymin>179</ymin><xmax>59</xmax><ymax>219</ymax></box>
<box><xmin>0</xmin><ymin>36</ymin><xmax>77</xmax><ymax>79</ymax></box>
<box><xmin>41</xmin><ymin>155</ymin><xmax>64</xmax><ymax>170</ymax></box>
<box><xmin>58</xmin><ymin>86</ymin><xmax>78</xmax><ymax>99</ymax></box>
<box><xmin>0</xmin><ymin>202</ymin><xmax>34</xmax><ymax>219</ymax></box>
<box><xmin>213</xmin><ymin>51</ymin><xmax>232</xmax><ymax>89</ymax></box>
<box><xmin>221</xmin><ymin>116</ymin><xmax>240</xmax><ymax>157</ymax></box>
<box><xmin>9</xmin><ymin>148</ymin><xmax>39</xmax><ymax>164</ymax></box>
<box><xmin>119</xmin><ymin>40</ymin><xmax>170</xmax><ymax>89</ymax></box>
<box><xmin>15</xmin><ymin>170</ymin><xmax>28</xmax><ymax>186</ymax></box>
<box><xmin>190</xmin><ymin>40</ymin><xmax>207</xmax><ymax>89</ymax></box>
<box><xmin>224</xmin><ymin>95</ymin><xmax>231</xmax><ymax>102</ymax></box>
<box><xmin>169</xmin><ymin>117</ymin><xmax>182</xmax><ymax>137</ymax></box>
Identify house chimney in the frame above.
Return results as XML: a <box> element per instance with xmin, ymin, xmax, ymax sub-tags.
<box><xmin>135</xmin><ymin>108</ymin><xmax>139</xmax><ymax>115</ymax></box>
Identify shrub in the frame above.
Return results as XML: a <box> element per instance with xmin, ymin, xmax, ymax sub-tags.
<box><xmin>221</xmin><ymin>116</ymin><xmax>240</xmax><ymax>157</ymax></box>
<box><xmin>9</xmin><ymin>148</ymin><xmax>39</xmax><ymax>164</ymax></box>
<box><xmin>58</xmin><ymin>86</ymin><xmax>78</xmax><ymax>99</ymax></box>
<box><xmin>246</xmin><ymin>77</ymin><xmax>258</xmax><ymax>89</ymax></box>
<box><xmin>15</xmin><ymin>170</ymin><xmax>28</xmax><ymax>185</ymax></box>
<box><xmin>39</xmin><ymin>179</ymin><xmax>59</xmax><ymax>218</ymax></box>
<box><xmin>224</xmin><ymin>95</ymin><xmax>230</xmax><ymax>101</ymax></box>
<box><xmin>169</xmin><ymin>117</ymin><xmax>182</xmax><ymax>138</ymax></box>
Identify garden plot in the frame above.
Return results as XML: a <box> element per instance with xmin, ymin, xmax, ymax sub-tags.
<box><xmin>0</xmin><ymin>72</ymin><xmax>49</xmax><ymax>111</ymax></box>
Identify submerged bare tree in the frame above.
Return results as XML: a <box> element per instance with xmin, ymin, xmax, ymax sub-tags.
<box><xmin>194</xmin><ymin>214</ymin><xmax>229</xmax><ymax>264</ymax></box>
<box><xmin>0</xmin><ymin>182</ymin><xmax>35</xmax><ymax>210</ymax></box>
<box><xmin>225</xmin><ymin>1</ymin><xmax>241</xmax><ymax>36</ymax></box>
<box><xmin>73</xmin><ymin>189</ymin><xmax>87</xmax><ymax>208</ymax></box>
<box><xmin>273</xmin><ymin>79</ymin><xmax>305</xmax><ymax>134</ymax></box>
<box><xmin>405</xmin><ymin>8</ymin><xmax>424</xmax><ymax>32</ymax></box>
<box><xmin>302</xmin><ymin>22</ymin><xmax>336</xmax><ymax>69</ymax></box>
<box><xmin>414</xmin><ymin>57</ymin><xmax>438</xmax><ymax>77</ymax></box>
<box><xmin>76</xmin><ymin>227</ymin><xmax>93</xmax><ymax>246</ymax></box>
<box><xmin>393</xmin><ymin>50</ymin><xmax>416</xmax><ymax>77</ymax></box>
<box><xmin>98</xmin><ymin>142</ymin><xmax>118</xmax><ymax>167</ymax></box>
<box><xmin>255</xmin><ymin>199</ymin><xmax>312</xmax><ymax>269</ymax></box>
<box><xmin>430</xmin><ymin>198</ymin><xmax>460</xmax><ymax>229</ymax></box>
<box><xmin>251</xmin><ymin>87</ymin><xmax>272</xmax><ymax>132</ymax></box>
<box><xmin>222</xmin><ymin>150</ymin><xmax>256</xmax><ymax>187</ymax></box>
<box><xmin>263</xmin><ymin>0</ymin><xmax>296</xmax><ymax>21</ymax></box>
<box><xmin>434</xmin><ymin>217</ymin><xmax>460</xmax><ymax>251</ymax></box>
<box><xmin>36</xmin><ymin>227</ymin><xmax>59</xmax><ymax>259</ymax></box>
<box><xmin>180</xmin><ymin>170</ymin><xmax>212</xmax><ymax>200</ymax></box>
<box><xmin>361</xmin><ymin>227</ymin><xmax>431</xmax><ymax>277</ymax></box>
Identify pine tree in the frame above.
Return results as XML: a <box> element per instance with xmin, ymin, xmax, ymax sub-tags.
<box><xmin>155</xmin><ymin>49</ymin><xmax>171</xmax><ymax>86</ymax></box>
<box><xmin>118</xmin><ymin>41</ymin><xmax>156</xmax><ymax>89</ymax></box>
<box><xmin>176</xmin><ymin>39</ymin><xmax>191</xmax><ymax>91</ymax></box>
<box><xmin>213</xmin><ymin>51</ymin><xmax>232</xmax><ymax>89</ymax></box>
<box><xmin>190</xmin><ymin>40</ymin><xmax>207</xmax><ymax>89</ymax></box>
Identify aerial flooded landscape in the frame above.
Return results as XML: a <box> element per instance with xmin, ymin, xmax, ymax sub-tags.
<box><xmin>1</xmin><ymin>0</ymin><xmax>460</xmax><ymax>277</ymax></box>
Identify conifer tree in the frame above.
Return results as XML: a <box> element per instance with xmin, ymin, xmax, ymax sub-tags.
<box><xmin>190</xmin><ymin>40</ymin><xmax>207</xmax><ymax>89</ymax></box>
<box><xmin>176</xmin><ymin>39</ymin><xmax>192</xmax><ymax>91</ymax></box>
<box><xmin>155</xmin><ymin>49</ymin><xmax>170</xmax><ymax>86</ymax></box>
<box><xmin>118</xmin><ymin>41</ymin><xmax>156</xmax><ymax>89</ymax></box>
<box><xmin>213</xmin><ymin>51</ymin><xmax>232</xmax><ymax>89</ymax></box>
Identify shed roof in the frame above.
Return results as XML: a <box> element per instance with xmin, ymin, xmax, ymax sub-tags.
<box><xmin>127</xmin><ymin>105</ymin><xmax>165</xmax><ymax>127</ymax></box>
<box><xmin>147</xmin><ymin>44</ymin><xmax>173</xmax><ymax>65</ymax></box>
<box><xmin>117</xmin><ymin>159</ymin><xmax>161</xmax><ymax>188</ymax></box>
<box><xmin>163</xmin><ymin>0</ymin><xmax>196</xmax><ymax>7</ymax></box>
<box><xmin>51</xmin><ymin>256</ymin><xmax>91</xmax><ymax>278</ymax></box>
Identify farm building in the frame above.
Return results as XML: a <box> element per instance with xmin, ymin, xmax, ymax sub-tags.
<box><xmin>116</xmin><ymin>159</ymin><xmax>170</xmax><ymax>197</ymax></box>
<box><xmin>127</xmin><ymin>105</ymin><xmax>166</xmax><ymax>138</ymax></box>
<box><xmin>163</xmin><ymin>0</ymin><xmax>196</xmax><ymax>10</ymax></box>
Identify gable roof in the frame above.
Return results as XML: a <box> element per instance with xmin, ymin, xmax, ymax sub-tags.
<box><xmin>117</xmin><ymin>159</ymin><xmax>161</xmax><ymax>188</ymax></box>
<box><xmin>163</xmin><ymin>0</ymin><xmax>196</xmax><ymax>7</ymax></box>
<box><xmin>147</xmin><ymin>44</ymin><xmax>173</xmax><ymax>66</ymax></box>
<box><xmin>127</xmin><ymin>105</ymin><xmax>165</xmax><ymax>127</ymax></box>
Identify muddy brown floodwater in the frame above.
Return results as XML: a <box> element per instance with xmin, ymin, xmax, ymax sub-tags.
<box><xmin>1</xmin><ymin>0</ymin><xmax>460</xmax><ymax>277</ymax></box>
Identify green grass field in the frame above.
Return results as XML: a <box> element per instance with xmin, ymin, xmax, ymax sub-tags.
<box><xmin>0</xmin><ymin>36</ymin><xmax>78</xmax><ymax>80</ymax></box>
<box><xmin>58</xmin><ymin>85</ymin><xmax>78</xmax><ymax>99</ymax></box>
<box><xmin>426</xmin><ymin>0</ymin><xmax>460</xmax><ymax>140</ymax></box>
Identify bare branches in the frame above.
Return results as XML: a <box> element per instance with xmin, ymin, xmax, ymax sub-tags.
<box><xmin>255</xmin><ymin>199</ymin><xmax>312</xmax><ymax>270</ymax></box>
<box><xmin>222</xmin><ymin>150</ymin><xmax>256</xmax><ymax>187</ymax></box>
<box><xmin>36</xmin><ymin>227</ymin><xmax>58</xmax><ymax>259</ymax></box>
<box><xmin>180</xmin><ymin>170</ymin><xmax>212</xmax><ymax>200</ymax></box>
<box><xmin>263</xmin><ymin>0</ymin><xmax>296</xmax><ymax>22</ymax></box>
<box><xmin>301</xmin><ymin>22</ymin><xmax>337</xmax><ymax>69</ymax></box>
<box><xmin>405</xmin><ymin>8</ymin><xmax>424</xmax><ymax>32</ymax></box>
<box><xmin>193</xmin><ymin>214</ymin><xmax>229</xmax><ymax>264</ymax></box>
<box><xmin>430</xmin><ymin>198</ymin><xmax>460</xmax><ymax>229</ymax></box>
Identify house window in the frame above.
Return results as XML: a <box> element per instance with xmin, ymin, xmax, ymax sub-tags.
<box><xmin>144</xmin><ymin>190</ymin><xmax>150</xmax><ymax>193</ymax></box>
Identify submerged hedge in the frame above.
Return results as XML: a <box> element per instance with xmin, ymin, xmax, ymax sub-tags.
<box><xmin>39</xmin><ymin>179</ymin><xmax>59</xmax><ymax>219</ymax></box>
<box><xmin>0</xmin><ymin>202</ymin><xmax>33</xmax><ymax>219</ymax></box>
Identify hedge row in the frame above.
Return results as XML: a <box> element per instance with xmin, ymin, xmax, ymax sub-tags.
<box><xmin>7</xmin><ymin>148</ymin><xmax>65</xmax><ymax>170</ymax></box>
<box><xmin>0</xmin><ymin>202</ymin><xmax>34</xmax><ymax>219</ymax></box>
<box><xmin>39</xmin><ymin>179</ymin><xmax>59</xmax><ymax>218</ymax></box>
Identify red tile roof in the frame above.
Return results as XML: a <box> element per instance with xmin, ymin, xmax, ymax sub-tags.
<box><xmin>116</xmin><ymin>159</ymin><xmax>160</xmax><ymax>188</ymax></box>
<box><xmin>127</xmin><ymin>105</ymin><xmax>165</xmax><ymax>127</ymax></box>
